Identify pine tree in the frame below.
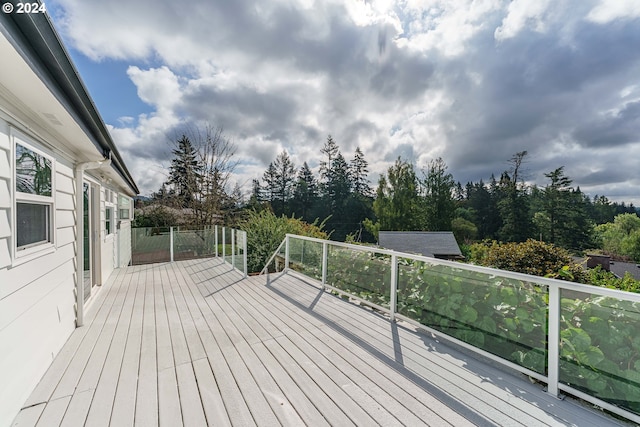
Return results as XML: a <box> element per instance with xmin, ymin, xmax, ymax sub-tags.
<box><xmin>319</xmin><ymin>135</ymin><xmax>339</xmax><ymax>184</ymax></box>
<box><xmin>262</xmin><ymin>162</ymin><xmax>278</xmax><ymax>205</ymax></box>
<box><xmin>291</xmin><ymin>162</ymin><xmax>318</xmax><ymax>221</ymax></box>
<box><xmin>167</xmin><ymin>135</ymin><xmax>201</xmax><ymax>209</ymax></box>
<box><xmin>350</xmin><ymin>147</ymin><xmax>371</xmax><ymax>197</ymax></box>
<box><xmin>273</xmin><ymin>151</ymin><xmax>296</xmax><ymax>215</ymax></box>
<box><xmin>541</xmin><ymin>166</ymin><xmax>573</xmax><ymax>244</ymax></box>
<box><xmin>262</xmin><ymin>151</ymin><xmax>296</xmax><ymax>216</ymax></box>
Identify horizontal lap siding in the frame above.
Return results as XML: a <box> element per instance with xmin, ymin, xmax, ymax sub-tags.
<box><xmin>0</xmin><ymin>120</ymin><xmax>11</xmax><ymax>269</ymax></box>
<box><xmin>0</xmin><ymin>117</ymin><xmax>78</xmax><ymax>425</ymax></box>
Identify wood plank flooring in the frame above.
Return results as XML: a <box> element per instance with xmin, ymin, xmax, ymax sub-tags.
<box><xmin>12</xmin><ymin>258</ymin><xmax>629</xmax><ymax>426</ymax></box>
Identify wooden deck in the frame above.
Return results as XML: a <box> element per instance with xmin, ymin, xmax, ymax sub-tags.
<box><xmin>12</xmin><ymin>258</ymin><xmax>629</xmax><ymax>426</ymax></box>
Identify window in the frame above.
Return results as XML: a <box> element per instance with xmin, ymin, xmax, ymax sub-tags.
<box><xmin>14</xmin><ymin>140</ymin><xmax>54</xmax><ymax>252</ymax></box>
<box><xmin>118</xmin><ymin>195</ymin><xmax>131</xmax><ymax>219</ymax></box>
<box><xmin>105</xmin><ymin>206</ymin><xmax>114</xmax><ymax>235</ymax></box>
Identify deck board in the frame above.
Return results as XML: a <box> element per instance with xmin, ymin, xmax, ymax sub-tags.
<box><xmin>14</xmin><ymin>258</ymin><xmax>631</xmax><ymax>427</ymax></box>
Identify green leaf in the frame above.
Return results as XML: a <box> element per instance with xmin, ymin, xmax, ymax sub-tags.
<box><xmin>478</xmin><ymin>316</ymin><xmax>497</xmax><ymax>334</ymax></box>
<box><xmin>460</xmin><ymin>306</ymin><xmax>478</xmax><ymax>323</ymax></box>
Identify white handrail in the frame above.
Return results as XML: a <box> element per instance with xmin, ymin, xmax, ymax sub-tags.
<box><xmin>260</xmin><ymin>238</ymin><xmax>287</xmax><ymax>275</ymax></box>
<box><xmin>277</xmin><ymin>232</ymin><xmax>640</xmax><ymax>424</ymax></box>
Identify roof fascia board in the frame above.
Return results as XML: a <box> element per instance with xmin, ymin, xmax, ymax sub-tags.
<box><xmin>0</xmin><ymin>6</ymin><xmax>139</xmax><ymax>194</ymax></box>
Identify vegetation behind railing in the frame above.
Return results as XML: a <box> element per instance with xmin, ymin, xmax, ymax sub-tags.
<box><xmin>131</xmin><ymin>225</ymin><xmax>247</xmax><ymax>276</ymax></box>
<box><xmin>269</xmin><ymin>234</ymin><xmax>640</xmax><ymax>423</ymax></box>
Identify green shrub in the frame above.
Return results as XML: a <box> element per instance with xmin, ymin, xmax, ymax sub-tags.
<box><xmin>241</xmin><ymin>210</ymin><xmax>327</xmax><ymax>273</ymax></box>
<box><xmin>586</xmin><ymin>267</ymin><xmax>640</xmax><ymax>293</ymax></box>
<box><xmin>469</xmin><ymin>239</ymin><xmax>588</xmax><ymax>282</ymax></box>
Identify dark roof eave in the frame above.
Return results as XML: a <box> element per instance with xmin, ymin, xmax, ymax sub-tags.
<box><xmin>0</xmin><ymin>6</ymin><xmax>139</xmax><ymax>194</ymax></box>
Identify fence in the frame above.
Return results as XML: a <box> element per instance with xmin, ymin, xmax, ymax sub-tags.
<box><xmin>263</xmin><ymin>233</ymin><xmax>640</xmax><ymax>423</ymax></box>
<box><xmin>131</xmin><ymin>225</ymin><xmax>247</xmax><ymax>276</ymax></box>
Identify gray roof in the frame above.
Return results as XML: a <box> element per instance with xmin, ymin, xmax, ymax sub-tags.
<box><xmin>609</xmin><ymin>261</ymin><xmax>640</xmax><ymax>281</ymax></box>
<box><xmin>378</xmin><ymin>231</ymin><xmax>462</xmax><ymax>258</ymax></box>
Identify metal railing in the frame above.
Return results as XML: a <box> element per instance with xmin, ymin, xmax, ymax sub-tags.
<box><xmin>131</xmin><ymin>225</ymin><xmax>247</xmax><ymax>277</ymax></box>
<box><xmin>262</xmin><ymin>233</ymin><xmax>640</xmax><ymax>423</ymax></box>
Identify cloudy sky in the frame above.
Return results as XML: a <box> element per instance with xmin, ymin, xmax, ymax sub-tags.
<box><xmin>47</xmin><ymin>0</ymin><xmax>640</xmax><ymax>204</ymax></box>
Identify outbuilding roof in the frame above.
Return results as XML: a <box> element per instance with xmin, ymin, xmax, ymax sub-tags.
<box><xmin>378</xmin><ymin>231</ymin><xmax>463</xmax><ymax>258</ymax></box>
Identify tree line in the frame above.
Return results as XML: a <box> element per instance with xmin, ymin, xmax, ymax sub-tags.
<box><xmin>250</xmin><ymin>141</ymin><xmax>638</xmax><ymax>252</ymax></box>
<box><xmin>139</xmin><ymin>131</ymin><xmax>638</xmax><ymax>257</ymax></box>
<box><xmin>248</xmin><ymin>135</ymin><xmax>373</xmax><ymax>241</ymax></box>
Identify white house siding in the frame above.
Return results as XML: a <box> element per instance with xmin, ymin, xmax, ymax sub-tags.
<box><xmin>0</xmin><ymin>119</ymin><xmax>77</xmax><ymax>424</ymax></box>
<box><xmin>0</xmin><ymin>119</ymin><xmax>11</xmax><ymax>268</ymax></box>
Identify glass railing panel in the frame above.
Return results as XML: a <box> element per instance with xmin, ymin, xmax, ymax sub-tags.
<box><xmin>131</xmin><ymin>227</ymin><xmax>171</xmax><ymax>265</ymax></box>
<box><xmin>223</xmin><ymin>227</ymin><xmax>233</xmax><ymax>264</ymax></box>
<box><xmin>559</xmin><ymin>289</ymin><xmax>640</xmax><ymax>415</ymax></box>
<box><xmin>326</xmin><ymin>246</ymin><xmax>391</xmax><ymax>309</ymax></box>
<box><xmin>287</xmin><ymin>237</ymin><xmax>323</xmax><ymax>281</ymax></box>
<box><xmin>173</xmin><ymin>227</ymin><xmax>216</xmax><ymax>261</ymax></box>
<box><xmin>233</xmin><ymin>230</ymin><xmax>246</xmax><ymax>272</ymax></box>
<box><xmin>396</xmin><ymin>258</ymin><xmax>548</xmax><ymax>375</ymax></box>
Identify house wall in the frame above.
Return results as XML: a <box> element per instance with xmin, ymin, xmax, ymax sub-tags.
<box><xmin>98</xmin><ymin>187</ymin><xmax>133</xmax><ymax>281</ymax></box>
<box><xmin>0</xmin><ymin>115</ymin><xmax>77</xmax><ymax>424</ymax></box>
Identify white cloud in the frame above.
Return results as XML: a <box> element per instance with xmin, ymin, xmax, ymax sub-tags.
<box><xmin>127</xmin><ymin>66</ymin><xmax>182</xmax><ymax>110</ymax></box>
<box><xmin>49</xmin><ymin>0</ymin><xmax>640</xmax><ymax>205</ymax></box>
<box><xmin>494</xmin><ymin>0</ymin><xmax>552</xmax><ymax>41</ymax></box>
<box><xmin>587</xmin><ymin>0</ymin><xmax>640</xmax><ymax>24</ymax></box>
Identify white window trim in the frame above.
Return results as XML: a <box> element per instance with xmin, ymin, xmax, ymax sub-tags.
<box><xmin>118</xmin><ymin>194</ymin><xmax>132</xmax><ymax>220</ymax></box>
<box><xmin>11</xmin><ymin>128</ymin><xmax>56</xmax><ymax>265</ymax></box>
<box><xmin>105</xmin><ymin>204</ymin><xmax>115</xmax><ymax>239</ymax></box>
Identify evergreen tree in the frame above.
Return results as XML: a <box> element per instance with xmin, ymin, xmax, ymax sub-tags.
<box><xmin>273</xmin><ymin>151</ymin><xmax>296</xmax><ymax>215</ymax></box>
<box><xmin>591</xmin><ymin>195</ymin><xmax>615</xmax><ymax>224</ymax></box>
<box><xmin>291</xmin><ymin>162</ymin><xmax>319</xmax><ymax>221</ymax></box>
<box><xmin>262</xmin><ymin>162</ymin><xmax>278</xmax><ymax>205</ymax></box>
<box><xmin>325</xmin><ymin>152</ymin><xmax>353</xmax><ymax>239</ymax></box>
<box><xmin>167</xmin><ymin>135</ymin><xmax>201</xmax><ymax>209</ymax></box>
<box><xmin>467</xmin><ymin>179</ymin><xmax>501</xmax><ymax>240</ymax></box>
<box><xmin>262</xmin><ymin>151</ymin><xmax>296</xmax><ymax>216</ymax></box>
<box><xmin>350</xmin><ymin>147</ymin><xmax>372</xmax><ymax>197</ymax></box>
<box><xmin>541</xmin><ymin>167</ymin><xmax>573</xmax><ymax>244</ymax></box>
<box><xmin>246</xmin><ymin>178</ymin><xmax>264</xmax><ymax>210</ymax></box>
<box><xmin>319</xmin><ymin>135</ymin><xmax>339</xmax><ymax>183</ymax></box>
<box><xmin>498</xmin><ymin>151</ymin><xmax>532</xmax><ymax>242</ymax></box>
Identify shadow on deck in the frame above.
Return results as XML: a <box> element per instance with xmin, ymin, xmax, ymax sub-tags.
<box><xmin>13</xmin><ymin>258</ymin><xmax>628</xmax><ymax>426</ymax></box>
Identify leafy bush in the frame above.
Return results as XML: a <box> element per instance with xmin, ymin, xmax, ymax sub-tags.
<box><xmin>133</xmin><ymin>205</ymin><xmax>179</xmax><ymax>227</ymax></box>
<box><xmin>586</xmin><ymin>267</ymin><xmax>640</xmax><ymax>293</ymax></box>
<box><xmin>241</xmin><ymin>210</ymin><xmax>327</xmax><ymax>273</ymax></box>
<box><xmin>468</xmin><ymin>239</ymin><xmax>588</xmax><ymax>282</ymax></box>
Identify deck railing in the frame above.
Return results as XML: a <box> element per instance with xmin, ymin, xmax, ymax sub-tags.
<box><xmin>131</xmin><ymin>225</ymin><xmax>247</xmax><ymax>276</ymax></box>
<box><xmin>263</xmin><ymin>233</ymin><xmax>640</xmax><ymax>423</ymax></box>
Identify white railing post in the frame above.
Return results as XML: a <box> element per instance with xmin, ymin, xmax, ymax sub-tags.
<box><xmin>390</xmin><ymin>254</ymin><xmax>397</xmax><ymax>322</ymax></box>
<box><xmin>231</xmin><ymin>228</ymin><xmax>236</xmax><ymax>271</ymax></box>
<box><xmin>222</xmin><ymin>227</ymin><xmax>226</xmax><ymax>261</ymax></box>
<box><xmin>322</xmin><ymin>241</ymin><xmax>328</xmax><ymax>290</ymax></box>
<box><xmin>170</xmin><ymin>226</ymin><xmax>174</xmax><ymax>262</ymax></box>
<box><xmin>215</xmin><ymin>225</ymin><xmax>218</xmax><ymax>258</ymax></box>
<box><xmin>285</xmin><ymin>235</ymin><xmax>290</xmax><ymax>272</ymax></box>
<box><xmin>547</xmin><ymin>285</ymin><xmax>560</xmax><ymax>397</ymax></box>
<box><xmin>243</xmin><ymin>231</ymin><xmax>248</xmax><ymax>278</ymax></box>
